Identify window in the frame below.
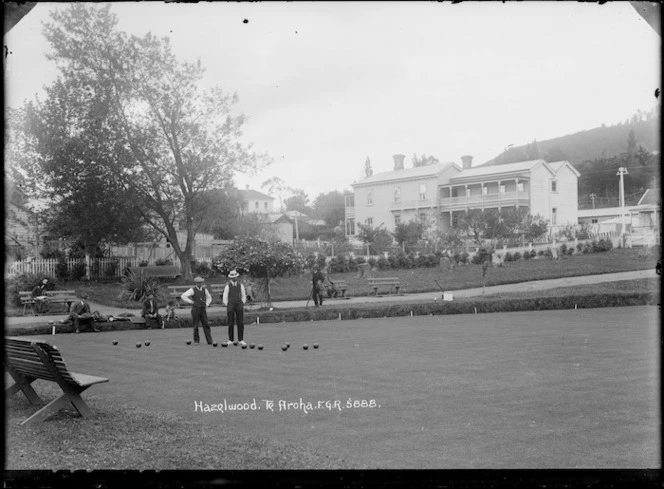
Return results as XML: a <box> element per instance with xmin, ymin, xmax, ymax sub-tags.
<box><xmin>345</xmin><ymin>195</ymin><xmax>355</xmax><ymax>207</ymax></box>
<box><xmin>394</xmin><ymin>186</ymin><xmax>401</xmax><ymax>203</ymax></box>
<box><xmin>394</xmin><ymin>214</ymin><xmax>401</xmax><ymax>226</ymax></box>
<box><xmin>419</xmin><ymin>213</ymin><xmax>426</xmax><ymax>221</ymax></box>
<box><xmin>517</xmin><ymin>182</ymin><xmax>525</xmax><ymax>192</ymax></box>
<box><xmin>500</xmin><ymin>184</ymin><xmax>506</xmax><ymax>194</ymax></box>
<box><xmin>551</xmin><ymin>180</ymin><xmax>557</xmax><ymax>193</ymax></box>
<box><xmin>482</xmin><ymin>186</ymin><xmax>488</xmax><ymax>195</ymax></box>
<box><xmin>254</xmin><ymin>201</ymin><xmax>259</xmax><ymax>210</ymax></box>
<box><xmin>551</xmin><ymin>207</ymin><xmax>557</xmax><ymax>225</ymax></box>
<box><xmin>346</xmin><ymin>218</ymin><xmax>355</xmax><ymax>236</ymax></box>
<box><xmin>466</xmin><ymin>188</ymin><xmax>471</xmax><ymax>198</ymax></box>
<box><xmin>366</xmin><ymin>217</ymin><xmax>373</xmax><ymax>227</ymax></box>
<box><xmin>367</xmin><ymin>191</ymin><xmax>373</xmax><ymax>206</ymax></box>
<box><xmin>264</xmin><ymin>202</ymin><xmax>268</xmax><ymax>210</ymax></box>
<box><xmin>419</xmin><ymin>183</ymin><xmax>427</xmax><ymax>200</ymax></box>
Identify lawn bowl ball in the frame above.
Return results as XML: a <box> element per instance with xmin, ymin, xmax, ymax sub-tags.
<box><xmin>233</xmin><ymin>340</ymin><xmax>239</xmax><ymax>346</ymax></box>
<box><xmin>112</xmin><ymin>340</ymin><xmax>119</xmax><ymax>346</ymax></box>
<box><xmin>213</xmin><ymin>342</ymin><xmax>218</xmax><ymax>347</ymax></box>
<box><xmin>136</xmin><ymin>342</ymin><xmax>142</xmax><ymax>348</ymax></box>
<box><xmin>241</xmin><ymin>343</ymin><xmax>248</xmax><ymax>349</ymax></box>
<box><xmin>249</xmin><ymin>343</ymin><xmax>256</xmax><ymax>349</ymax></box>
<box><xmin>285</xmin><ymin>342</ymin><xmax>290</xmax><ymax>348</ymax></box>
<box><xmin>313</xmin><ymin>343</ymin><xmax>319</xmax><ymax>349</ymax></box>
<box><xmin>144</xmin><ymin>341</ymin><xmax>150</xmax><ymax>346</ymax></box>
<box><xmin>303</xmin><ymin>344</ymin><xmax>309</xmax><ymax>350</ymax></box>
<box><xmin>257</xmin><ymin>344</ymin><xmax>264</xmax><ymax>350</ymax></box>
<box><xmin>221</xmin><ymin>342</ymin><xmax>228</xmax><ymax>347</ymax></box>
<box><xmin>281</xmin><ymin>345</ymin><xmax>287</xmax><ymax>351</ymax></box>
<box><xmin>186</xmin><ymin>340</ymin><xmax>192</xmax><ymax>345</ymax></box>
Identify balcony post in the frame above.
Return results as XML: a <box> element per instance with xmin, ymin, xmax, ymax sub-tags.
<box><xmin>465</xmin><ymin>184</ymin><xmax>469</xmax><ymax>211</ymax></box>
<box><xmin>515</xmin><ymin>178</ymin><xmax>519</xmax><ymax>209</ymax></box>
<box><xmin>498</xmin><ymin>180</ymin><xmax>501</xmax><ymax>212</ymax></box>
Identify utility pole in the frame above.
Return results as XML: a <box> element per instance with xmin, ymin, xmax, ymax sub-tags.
<box><xmin>617</xmin><ymin>167</ymin><xmax>629</xmax><ymax>245</ymax></box>
<box><xmin>589</xmin><ymin>193</ymin><xmax>596</xmax><ymax>209</ymax></box>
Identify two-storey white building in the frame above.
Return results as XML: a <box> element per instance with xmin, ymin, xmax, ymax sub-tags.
<box><xmin>345</xmin><ymin>154</ymin><xmax>580</xmax><ymax>239</ymax></box>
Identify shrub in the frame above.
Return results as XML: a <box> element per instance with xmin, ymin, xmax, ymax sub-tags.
<box><xmin>538</xmin><ymin>250</ymin><xmax>545</xmax><ymax>256</ymax></box>
<box><xmin>560</xmin><ymin>243</ymin><xmax>568</xmax><ymax>255</ymax></box>
<box><xmin>523</xmin><ymin>249</ymin><xmax>532</xmax><ymax>260</ymax></box>
<box><xmin>577</xmin><ymin>243</ymin><xmax>584</xmax><ymax>252</ymax></box>
<box><xmin>155</xmin><ymin>258</ymin><xmax>173</xmax><ymax>266</ymax></box>
<box><xmin>367</xmin><ymin>257</ymin><xmax>377</xmax><ymax>268</ymax></box>
<box><xmin>471</xmin><ymin>246</ymin><xmax>493</xmax><ymax>265</ymax></box>
<box><xmin>138</xmin><ymin>260</ymin><xmax>149</xmax><ymax>267</ymax></box>
<box><xmin>376</xmin><ymin>256</ymin><xmax>389</xmax><ymax>270</ymax></box>
<box><xmin>504</xmin><ymin>252</ymin><xmax>513</xmax><ymax>262</ymax></box>
<box><xmin>512</xmin><ymin>251</ymin><xmax>522</xmax><ymax>261</ymax></box>
<box><xmin>544</xmin><ymin>248</ymin><xmax>553</xmax><ymax>258</ymax></box>
<box><xmin>460</xmin><ymin>252</ymin><xmax>470</xmax><ymax>264</ymax></box>
<box><xmin>70</xmin><ymin>261</ymin><xmax>87</xmax><ymax>281</ymax></box>
<box><xmin>118</xmin><ymin>269</ymin><xmax>161</xmax><ymax>302</ymax></box>
<box><xmin>55</xmin><ymin>258</ymin><xmax>69</xmax><ymax>282</ymax></box>
<box><xmin>191</xmin><ymin>260</ymin><xmax>215</xmax><ymax>278</ymax></box>
<box><xmin>596</xmin><ymin>239</ymin><xmax>613</xmax><ymax>252</ymax></box>
<box><xmin>567</xmin><ymin>247</ymin><xmax>575</xmax><ymax>256</ymax></box>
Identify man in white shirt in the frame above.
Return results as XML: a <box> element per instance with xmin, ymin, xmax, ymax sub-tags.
<box><xmin>222</xmin><ymin>270</ymin><xmax>247</xmax><ymax>346</ymax></box>
<box><xmin>181</xmin><ymin>276</ymin><xmax>213</xmax><ymax>345</ymax></box>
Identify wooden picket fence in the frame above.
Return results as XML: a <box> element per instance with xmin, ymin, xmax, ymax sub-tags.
<box><xmin>5</xmin><ymin>257</ymin><xmax>181</xmax><ymax>281</ymax></box>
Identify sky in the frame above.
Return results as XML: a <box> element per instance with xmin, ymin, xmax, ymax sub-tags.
<box><xmin>4</xmin><ymin>1</ymin><xmax>661</xmax><ymax>200</ymax></box>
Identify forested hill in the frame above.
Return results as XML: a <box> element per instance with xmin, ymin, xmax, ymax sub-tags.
<box><xmin>479</xmin><ymin>106</ymin><xmax>660</xmax><ymax>209</ymax></box>
<box><xmin>481</xmin><ymin>108</ymin><xmax>660</xmax><ymax>167</ymax></box>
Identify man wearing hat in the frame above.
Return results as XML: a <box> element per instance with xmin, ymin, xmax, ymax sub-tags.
<box><xmin>181</xmin><ymin>276</ymin><xmax>213</xmax><ymax>345</ymax></box>
<box><xmin>222</xmin><ymin>270</ymin><xmax>247</xmax><ymax>346</ymax></box>
<box><xmin>141</xmin><ymin>292</ymin><xmax>162</xmax><ymax>329</ymax></box>
<box><xmin>70</xmin><ymin>293</ymin><xmax>100</xmax><ymax>333</ymax></box>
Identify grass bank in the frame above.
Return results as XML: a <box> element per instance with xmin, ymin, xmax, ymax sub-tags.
<box><xmin>69</xmin><ymin>247</ymin><xmax>664</xmax><ymax>309</ymax></box>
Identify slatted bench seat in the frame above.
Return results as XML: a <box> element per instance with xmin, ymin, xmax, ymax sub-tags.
<box><xmin>367</xmin><ymin>277</ymin><xmax>402</xmax><ymax>296</ymax></box>
<box><xmin>19</xmin><ymin>290</ymin><xmax>77</xmax><ymax>315</ymax></box>
<box><xmin>5</xmin><ymin>337</ymin><xmax>109</xmax><ymax>425</ymax></box>
<box><xmin>167</xmin><ymin>284</ymin><xmax>225</xmax><ymax>308</ymax></box>
<box><xmin>326</xmin><ymin>280</ymin><xmax>349</xmax><ymax>298</ymax></box>
<box><xmin>128</xmin><ymin>265</ymin><xmax>182</xmax><ymax>279</ymax></box>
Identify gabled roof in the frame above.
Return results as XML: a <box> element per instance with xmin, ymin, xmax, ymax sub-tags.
<box><xmin>236</xmin><ymin>189</ymin><xmax>274</xmax><ymax>201</ymax></box>
<box><xmin>352</xmin><ymin>162</ymin><xmax>456</xmax><ymax>187</ymax></box>
<box><xmin>449</xmin><ymin>159</ymin><xmax>554</xmax><ymax>183</ymax></box>
<box><xmin>637</xmin><ymin>188</ymin><xmax>661</xmax><ymax>206</ymax></box>
<box><xmin>267</xmin><ymin>213</ymin><xmax>293</xmax><ymax>224</ymax></box>
<box><xmin>547</xmin><ymin>160</ymin><xmax>581</xmax><ymax>178</ymax></box>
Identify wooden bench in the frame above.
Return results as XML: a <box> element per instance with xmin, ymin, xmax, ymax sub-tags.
<box><xmin>19</xmin><ymin>290</ymin><xmax>77</xmax><ymax>315</ymax></box>
<box><xmin>326</xmin><ymin>280</ymin><xmax>349</xmax><ymax>298</ymax></box>
<box><xmin>167</xmin><ymin>284</ymin><xmax>226</xmax><ymax>308</ymax></box>
<box><xmin>128</xmin><ymin>265</ymin><xmax>182</xmax><ymax>279</ymax></box>
<box><xmin>367</xmin><ymin>277</ymin><xmax>401</xmax><ymax>296</ymax></box>
<box><xmin>5</xmin><ymin>337</ymin><xmax>109</xmax><ymax>426</ymax></box>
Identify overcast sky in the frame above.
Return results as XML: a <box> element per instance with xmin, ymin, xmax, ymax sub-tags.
<box><xmin>4</xmin><ymin>2</ymin><xmax>661</xmax><ymax>199</ymax></box>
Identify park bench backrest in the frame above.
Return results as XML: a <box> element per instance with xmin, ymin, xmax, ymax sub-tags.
<box><xmin>5</xmin><ymin>338</ymin><xmax>77</xmax><ymax>385</ymax></box>
<box><xmin>368</xmin><ymin>278</ymin><xmax>400</xmax><ymax>283</ymax></box>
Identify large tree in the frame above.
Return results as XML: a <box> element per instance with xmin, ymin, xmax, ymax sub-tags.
<box><xmin>14</xmin><ymin>4</ymin><xmax>268</xmax><ymax>278</ymax></box>
<box><xmin>312</xmin><ymin>190</ymin><xmax>347</xmax><ymax>227</ymax></box>
<box><xmin>284</xmin><ymin>188</ymin><xmax>312</xmax><ymax>215</ymax></box>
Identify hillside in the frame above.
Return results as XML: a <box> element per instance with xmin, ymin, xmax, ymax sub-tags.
<box><xmin>482</xmin><ymin>109</ymin><xmax>660</xmax><ymax>167</ymax></box>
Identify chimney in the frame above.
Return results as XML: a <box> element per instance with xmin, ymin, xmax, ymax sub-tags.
<box><xmin>245</xmin><ymin>185</ymin><xmax>250</xmax><ymax>190</ymax></box>
<box><xmin>461</xmin><ymin>155</ymin><xmax>473</xmax><ymax>169</ymax></box>
<box><xmin>393</xmin><ymin>154</ymin><xmax>405</xmax><ymax>171</ymax></box>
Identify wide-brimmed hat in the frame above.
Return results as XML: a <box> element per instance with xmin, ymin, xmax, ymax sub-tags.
<box><xmin>81</xmin><ymin>293</ymin><xmax>89</xmax><ymax>299</ymax></box>
<box><xmin>193</xmin><ymin>276</ymin><xmax>205</xmax><ymax>283</ymax></box>
<box><xmin>228</xmin><ymin>270</ymin><xmax>240</xmax><ymax>279</ymax></box>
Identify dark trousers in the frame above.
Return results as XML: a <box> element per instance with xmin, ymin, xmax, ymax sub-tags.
<box><xmin>227</xmin><ymin>301</ymin><xmax>244</xmax><ymax>341</ymax></box>
<box><xmin>72</xmin><ymin>315</ymin><xmax>95</xmax><ymax>332</ymax></box>
<box><xmin>191</xmin><ymin>306</ymin><xmax>212</xmax><ymax>344</ymax></box>
<box><xmin>144</xmin><ymin>314</ymin><xmax>162</xmax><ymax>329</ymax></box>
<box><xmin>313</xmin><ymin>286</ymin><xmax>324</xmax><ymax>306</ymax></box>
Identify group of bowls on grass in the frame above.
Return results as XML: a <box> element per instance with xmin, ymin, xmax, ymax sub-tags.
<box><xmin>113</xmin><ymin>339</ymin><xmax>319</xmax><ymax>351</ymax></box>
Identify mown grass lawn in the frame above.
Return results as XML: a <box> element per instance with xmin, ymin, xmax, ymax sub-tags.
<box><xmin>5</xmin><ymin>306</ymin><xmax>659</xmax><ymax>470</ymax></box>
<box><xmin>78</xmin><ymin>246</ymin><xmax>662</xmax><ymax>305</ymax></box>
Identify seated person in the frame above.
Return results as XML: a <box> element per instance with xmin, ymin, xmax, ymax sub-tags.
<box><xmin>31</xmin><ymin>278</ymin><xmax>50</xmax><ymax>314</ymax></box>
<box><xmin>69</xmin><ymin>293</ymin><xmax>99</xmax><ymax>333</ymax></box>
<box><xmin>164</xmin><ymin>301</ymin><xmax>177</xmax><ymax>321</ymax></box>
<box><xmin>323</xmin><ymin>275</ymin><xmax>340</xmax><ymax>298</ymax></box>
<box><xmin>141</xmin><ymin>292</ymin><xmax>162</xmax><ymax>329</ymax></box>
